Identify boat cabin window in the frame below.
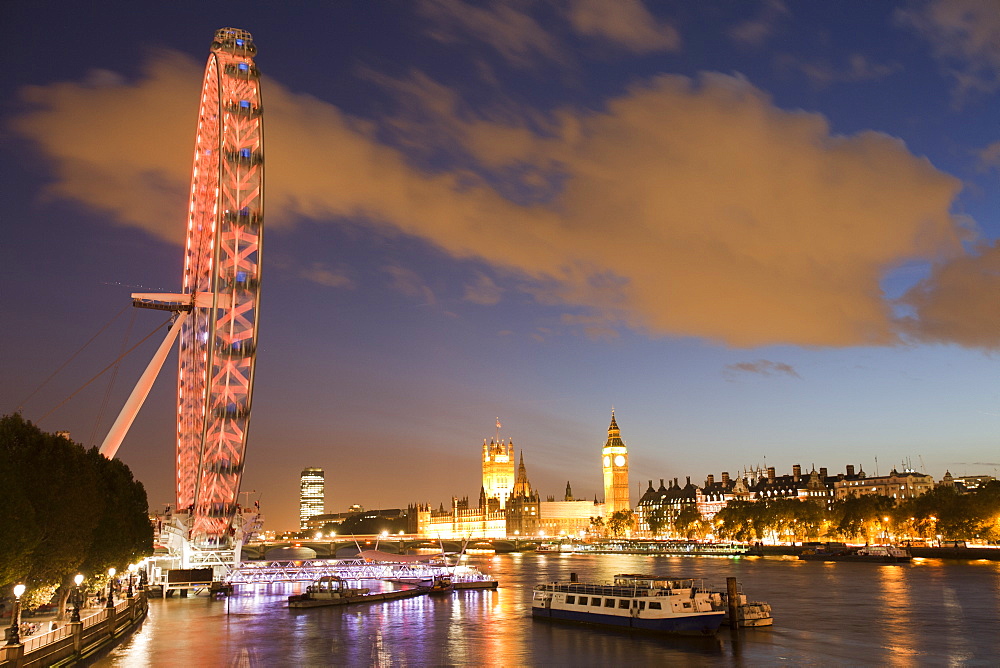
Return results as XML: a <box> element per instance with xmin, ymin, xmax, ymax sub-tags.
<box><xmin>604</xmin><ymin>599</ymin><xmax>615</xmax><ymax>608</ymax></box>
<box><xmin>566</xmin><ymin>595</ymin><xmax>575</xmax><ymax>604</ymax></box>
<box><xmin>590</xmin><ymin>597</ymin><xmax>602</xmax><ymax>606</ymax></box>
<box><xmin>618</xmin><ymin>600</ymin><xmax>630</xmax><ymax>609</ymax></box>
<box><xmin>648</xmin><ymin>602</ymin><xmax>662</xmax><ymax>610</ymax></box>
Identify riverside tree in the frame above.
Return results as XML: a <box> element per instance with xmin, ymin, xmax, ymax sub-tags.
<box><xmin>607</xmin><ymin>509</ymin><xmax>635</xmax><ymax>538</ymax></box>
<box><xmin>0</xmin><ymin>414</ymin><xmax>153</xmax><ymax>610</ymax></box>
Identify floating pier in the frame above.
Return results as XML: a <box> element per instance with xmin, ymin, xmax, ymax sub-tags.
<box><xmin>289</xmin><ymin>586</ymin><xmax>428</xmax><ymax>608</ymax></box>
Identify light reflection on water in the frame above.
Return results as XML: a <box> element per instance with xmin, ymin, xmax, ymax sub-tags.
<box><xmin>95</xmin><ymin>554</ymin><xmax>1000</xmax><ymax>667</ymax></box>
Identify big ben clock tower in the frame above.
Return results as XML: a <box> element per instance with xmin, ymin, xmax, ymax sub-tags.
<box><xmin>602</xmin><ymin>410</ymin><xmax>630</xmax><ymax>514</ymax></box>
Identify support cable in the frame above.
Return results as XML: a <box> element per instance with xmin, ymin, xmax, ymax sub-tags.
<box><xmin>17</xmin><ymin>304</ymin><xmax>129</xmax><ymax>409</ymax></box>
<box><xmin>89</xmin><ymin>309</ymin><xmax>137</xmax><ymax>446</ymax></box>
<box><xmin>37</xmin><ymin>317</ymin><xmax>173</xmax><ymax>425</ymax></box>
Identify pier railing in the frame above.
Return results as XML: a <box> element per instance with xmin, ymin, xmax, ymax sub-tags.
<box><xmin>227</xmin><ymin>559</ymin><xmax>496</xmax><ymax>586</ymax></box>
<box><xmin>0</xmin><ymin>591</ymin><xmax>147</xmax><ymax>668</ymax></box>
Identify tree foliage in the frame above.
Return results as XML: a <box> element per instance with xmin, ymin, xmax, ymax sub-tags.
<box><xmin>674</xmin><ymin>505</ymin><xmax>704</xmax><ymax>540</ymax></box>
<box><xmin>607</xmin><ymin>509</ymin><xmax>635</xmax><ymax>538</ymax></box>
<box><xmin>0</xmin><ymin>414</ymin><xmax>153</xmax><ymax>603</ymax></box>
<box><xmin>709</xmin><ymin>484</ymin><xmax>1000</xmax><ymax>545</ymax></box>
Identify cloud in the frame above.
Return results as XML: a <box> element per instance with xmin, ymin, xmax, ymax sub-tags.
<box><xmin>729</xmin><ymin>0</ymin><xmax>789</xmax><ymax>47</ymax></box>
<box><xmin>897</xmin><ymin>241</ymin><xmax>1000</xmax><ymax>349</ymax></box>
<box><xmin>560</xmin><ymin>313</ymin><xmax>619</xmax><ymax>340</ymax></box>
<box><xmin>10</xmin><ymin>51</ymin><xmax>199</xmax><ymax>242</ymax></box>
<box><xmin>725</xmin><ymin>360</ymin><xmax>801</xmax><ymax>379</ymax></box>
<box><xmin>384</xmin><ymin>265</ymin><xmax>437</xmax><ymax>305</ymax></box>
<box><xmin>419</xmin><ymin>0</ymin><xmax>678</xmax><ymax>68</ymax></box>
<box><xmin>978</xmin><ymin>141</ymin><xmax>1000</xmax><ymax>170</ymax></box>
<box><xmin>947</xmin><ymin>461</ymin><xmax>1000</xmax><ymax>467</ymax></box>
<box><xmin>463</xmin><ymin>273</ymin><xmax>503</xmax><ymax>305</ymax></box>
<box><xmin>300</xmin><ymin>263</ymin><xmax>355</xmax><ymax>289</ymax></box>
<box><xmin>418</xmin><ymin>0</ymin><xmax>567</xmax><ymax>68</ymax></box>
<box><xmin>566</xmin><ymin>0</ymin><xmax>681</xmax><ymax>53</ymax></box>
<box><xmin>897</xmin><ymin>0</ymin><xmax>1000</xmax><ymax>99</ymax></box>
<box><xmin>10</xmin><ymin>53</ymin><xmax>975</xmax><ymax>349</ymax></box>
<box><xmin>792</xmin><ymin>54</ymin><xmax>902</xmax><ymax>87</ymax></box>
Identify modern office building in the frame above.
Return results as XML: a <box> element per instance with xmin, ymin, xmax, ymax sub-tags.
<box><xmin>299</xmin><ymin>467</ymin><xmax>325</xmax><ymax>530</ymax></box>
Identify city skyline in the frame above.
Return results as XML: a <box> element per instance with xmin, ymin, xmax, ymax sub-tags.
<box><xmin>4</xmin><ymin>2</ymin><xmax>1000</xmax><ymax>529</ymax></box>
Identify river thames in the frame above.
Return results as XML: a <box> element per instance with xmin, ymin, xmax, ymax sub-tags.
<box><xmin>96</xmin><ymin>553</ymin><xmax>1000</xmax><ymax>666</ymax></box>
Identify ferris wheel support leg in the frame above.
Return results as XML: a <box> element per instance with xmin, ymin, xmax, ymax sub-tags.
<box><xmin>99</xmin><ymin>311</ymin><xmax>191</xmax><ymax>459</ymax></box>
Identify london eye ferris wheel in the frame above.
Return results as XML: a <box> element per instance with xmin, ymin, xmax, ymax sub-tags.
<box><xmin>100</xmin><ymin>28</ymin><xmax>263</xmax><ymax>549</ymax></box>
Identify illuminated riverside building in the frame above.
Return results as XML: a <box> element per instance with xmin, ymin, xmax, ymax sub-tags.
<box><xmin>407</xmin><ymin>426</ymin><xmax>517</xmax><ymax>538</ymax></box>
<box><xmin>299</xmin><ymin>467</ymin><xmax>325</xmax><ymax>530</ymax></box>
<box><xmin>601</xmin><ymin>411</ymin><xmax>630</xmax><ymax>514</ymax></box>
<box><xmin>833</xmin><ymin>467</ymin><xmax>934</xmax><ymax>502</ymax></box>
<box><xmin>634</xmin><ymin>464</ymin><xmax>938</xmax><ymax>536</ymax></box>
<box><xmin>410</xmin><ymin>429</ymin><xmax>605</xmax><ymax>539</ymax></box>
<box><xmin>940</xmin><ymin>471</ymin><xmax>997</xmax><ymax>492</ymax></box>
<box><xmin>506</xmin><ymin>459</ymin><xmax>604</xmax><ymax>537</ymax></box>
<box><xmin>482</xmin><ymin>435</ymin><xmax>515</xmax><ymax>510</ymax></box>
<box><xmin>409</xmin><ymin>497</ymin><xmax>507</xmax><ymax>539</ymax></box>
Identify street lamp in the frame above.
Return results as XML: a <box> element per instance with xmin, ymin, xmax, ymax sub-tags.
<box><xmin>106</xmin><ymin>568</ymin><xmax>116</xmax><ymax>608</ymax></box>
<box><xmin>71</xmin><ymin>574</ymin><xmax>84</xmax><ymax>623</ymax></box>
<box><xmin>6</xmin><ymin>584</ymin><xmax>25</xmax><ymax>646</ymax></box>
<box><xmin>127</xmin><ymin>564</ymin><xmax>138</xmax><ymax>598</ymax></box>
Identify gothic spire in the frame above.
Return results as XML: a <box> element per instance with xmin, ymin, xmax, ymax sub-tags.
<box><xmin>513</xmin><ymin>451</ymin><xmax>532</xmax><ymax>499</ymax></box>
<box><xmin>605</xmin><ymin>410</ymin><xmax>625</xmax><ymax>448</ymax></box>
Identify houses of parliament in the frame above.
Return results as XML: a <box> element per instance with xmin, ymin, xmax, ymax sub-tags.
<box><xmin>408</xmin><ymin>412</ymin><xmax>630</xmax><ymax>539</ymax></box>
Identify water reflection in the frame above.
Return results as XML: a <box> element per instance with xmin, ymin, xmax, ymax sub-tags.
<box><xmin>96</xmin><ymin>554</ymin><xmax>1000</xmax><ymax>667</ymax></box>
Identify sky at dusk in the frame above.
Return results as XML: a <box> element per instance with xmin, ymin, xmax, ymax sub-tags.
<box><xmin>4</xmin><ymin>1</ymin><xmax>1000</xmax><ymax>530</ymax></box>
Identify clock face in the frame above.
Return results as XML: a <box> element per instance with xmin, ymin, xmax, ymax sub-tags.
<box><xmin>603</xmin><ymin>456</ymin><xmax>610</xmax><ymax>467</ymax></box>
<box><xmin>614</xmin><ymin>455</ymin><xmax>626</xmax><ymax>467</ymax></box>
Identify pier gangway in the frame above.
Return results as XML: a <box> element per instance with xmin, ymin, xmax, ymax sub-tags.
<box><xmin>226</xmin><ymin>559</ymin><xmax>494</xmax><ymax>586</ymax></box>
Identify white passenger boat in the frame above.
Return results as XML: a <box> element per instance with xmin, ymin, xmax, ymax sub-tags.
<box><xmin>532</xmin><ymin>575</ymin><xmax>726</xmax><ymax>635</ymax></box>
<box><xmin>615</xmin><ymin>574</ymin><xmax>773</xmax><ymax>628</ymax></box>
<box><xmin>798</xmin><ymin>544</ymin><xmax>912</xmax><ymax>563</ymax></box>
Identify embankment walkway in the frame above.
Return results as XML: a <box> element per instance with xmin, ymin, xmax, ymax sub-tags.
<box><xmin>0</xmin><ymin>591</ymin><xmax>147</xmax><ymax>667</ymax></box>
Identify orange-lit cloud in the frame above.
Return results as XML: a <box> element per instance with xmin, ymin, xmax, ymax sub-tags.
<box><xmin>898</xmin><ymin>242</ymin><xmax>1000</xmax><ymax>349</ymax></box>
<box><xmin>565</xmin><ymin>0</ymin><xmax>680</xmax><ymax>53</ymax></box>
<box><xmin>10</xmin><ymin>52</ymin><xmax>975</xmax><ymax>348</ymax></box>
<box><xmin>463</xmin><ymin>273</ymin><xmax>504</xmax><ymax>305</ymax></box>
<box><xmin>300</xmin><ymin>263</ymin><xmax>355</xmax><ymax>289</ymax></box>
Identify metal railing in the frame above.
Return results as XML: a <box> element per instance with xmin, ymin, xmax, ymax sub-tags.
<box><xmin>0</xmin><ymin>593</ymin><xmax>147</xmax><ymax>667</ymax></box>
<box><xmin>21</xmin><ymin>624</ymin><xmax>72</xmax><ymax>653</ymax></box>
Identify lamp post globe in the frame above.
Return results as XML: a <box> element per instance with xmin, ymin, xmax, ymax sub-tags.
<box><xmin>71</xmin><ymin>574</ymin><xmax>84</xmax><ymax>623</ymax></box>
<box><xmin>7</xmin><ymin>584</ymin><xmax>26</xmax><ymax>646</ymax></box>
